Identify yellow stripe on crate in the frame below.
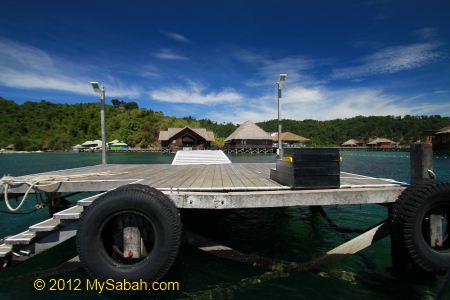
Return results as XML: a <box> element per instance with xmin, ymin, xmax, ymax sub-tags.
<box><xmin>282</xmin><ymin>156</ymin><xmax>294</xmax><ymax>163</ymax></box>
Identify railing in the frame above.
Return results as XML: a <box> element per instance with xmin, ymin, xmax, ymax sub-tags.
<box><xmin>224</xmin><ymin>144</ymin><xmax>273</xmax><ymax>150</ymax></box>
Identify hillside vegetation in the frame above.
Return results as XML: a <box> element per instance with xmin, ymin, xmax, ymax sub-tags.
<box><xmin>1</xmin><ymin>97</ymin><xmax>448</xmax><ymax>150</ymax></box>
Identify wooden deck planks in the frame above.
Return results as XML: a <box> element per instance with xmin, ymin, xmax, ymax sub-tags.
<box><xmin>212</xmin><ymin>165</ymin><xmax>222</xmax><ymax>188</ymax></box>
<box><xmin>220</xmin><ymin>164</ymin><xmax>234</xmax><ymax>188</ymax></box>
<box><xmin>1</xmin><ymin>163</ymin><xmax>405</xmax><ymax>194</ymax></box>
<box><xmin>200</xmin><ymin>164</ymin><xmax>215</xmax><ymax>188</ymax></box>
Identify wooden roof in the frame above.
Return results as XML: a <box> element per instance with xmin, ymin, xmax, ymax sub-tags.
<box><xmin>225</xmin><ymin>121</ymin><xmax>272</xmax><ymax>142</ymax></box>
<box><xmin>341</xmin><ymin>139</ymin><xmax>361</xmax><ymax>146</ymax></box>
<box><xmin>270</xmin><ymin>132</ymin><xmax>310</xmax><ymax>142</ymax></box>
<box><xmin>435</xmin><ymin>125</ymin><xmax>450</xmax><ymax>135</ymax></box>
<box><xmin>158</xmin><ymin>127</ymin><xmax>215</xmax><ymax>142</ymax></box>
<box><xmin>367</xmin><ymin>138</ymin><xmax>397</xmax><ymax>145</ymax></box>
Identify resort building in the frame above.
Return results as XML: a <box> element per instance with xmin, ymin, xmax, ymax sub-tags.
<box><xmin>109</xmin><ymin>142</ymin><xmax>129</xmax><ymax>150</ymax></box>
<box><xmin>72</xmin><ymin>144</ymin><xmax>83</xmax><ymax>152</ymax></box>
<box><xmin>81</xmin><ymin>140</ymin><xmax>102</xmax><ymax>149</ymax></box>
<box><xmin>341</xmin><ymin>139</ymin><xmax>363</xmax><ymax>147</ymax></box>
<box><xmin>224</xmin><ymin>121</ymin><xmax>273</xmax><ymax>152</ymax></box>
<box><xmin>270</xmin><ymin>132</ymin><xmax>310</xmax><ymax>147</ymax></box>
<box><xmin>158</xmin><ymin>127</ymin><xmax>215</xmax><ymax>150</ymax></box>
<box><xmin>74</xmin><ymin>139</ymin><xmax>128</xmax><ymax>152</ymax></box>
<box><xmin>432</xmin><ymin>125</ymin><xmax>450</xmax><ymax>154</ymax></box>
<box><xmin>367</xmin><ymin>138</ymin><xmax>398</xmax><ymax>148</ymax></box>
<box><xmin>421</xmin><ymin>130</ymin><xmax>436</xmax><ymax>144</ymax></box>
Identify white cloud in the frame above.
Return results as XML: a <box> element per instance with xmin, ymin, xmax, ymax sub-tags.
<box><xmin>149</xmin><ymin>81</ymin><xmax>243</xmax><ymax>104</ymax></box>
<box><xmin>160</xmin><ymin>30</ymin><xmax>190</xmax><ymax>43</ymax></box>
<box><xmin>153</xmin><ymin>48</ymin><xmax>188</xmax><ymax>60</ymax></box>
<box><xmin>234</xmin><ymin>49</ymin><xmax>315</xmax><ymax>86</ymax></box>
<box><xmin>139</xmin><ymin>64</ymin><xmax>159</xmax><ymax>78</ymax></box>
<box><xmin>332</xmin><ymin>42</ymin><xmax>441</xmax><ymax>79</ymax></box>
<box><xmin>0</xmin><ymin>38</ymin><xmax>141</xmax><ymax>97</ymax></box>
<box><xmin>284</xmin><ymin>86</ymin><xmax>325</xmax><ymax>103</ymax></box>
<box><xmin>205</xmin><ymin>85</ymin><xmax>450</xmax><ymax>123</ymax></box>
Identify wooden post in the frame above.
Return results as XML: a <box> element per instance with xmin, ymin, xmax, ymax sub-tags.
<box><xmin>410</xmin><ymin>142</ymin><xmax>434</xmax><ymax>185</ymax></box>
<box><xmin>123</xmin><ymin>227</ymin><xmax>141</xmax><ymax>259</ymax></box>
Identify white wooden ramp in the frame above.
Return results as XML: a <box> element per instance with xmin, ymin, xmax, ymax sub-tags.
<box><xmin>172</xmin><ymin>150</ymin><xmax>232</xmax><ymax>165</ymax></box>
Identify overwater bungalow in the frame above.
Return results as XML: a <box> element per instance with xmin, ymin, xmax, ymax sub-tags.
<box><xmin>159</xmin><ymin>127</ymin><xmax>215</xmax><ymax>150</ymax></box>
<box><xmin>109</xmin><ymin>142</ymin><xmax>129</xmax><ymax>150</ymax></box>
<box><xmin>81</xmin><ymin>140</ymin><xmax>102</xmax><ymax>148</ymax></box>
<box><xmin>72</xmin><ymin>144</ymin><xmax>83</xmax><ymax>152</ymax></box>
<box><xmin>341</xmin><ymin>139</ymin><xmax>363</xmax><ymax>147</ymax></box>
<box><xmin>270</xmin><ymin>132</ymin><xmax>310</xmax><ymax>147</ymax></box>
<box><xmin>367</xmin><ymin>138</ymin><xmax>398</xmax><ymax>148</ymax></box>
<box><xmin>224</xmin><ymin>121</ymin><xmax>273</xmax><ymax>153</ymax></box>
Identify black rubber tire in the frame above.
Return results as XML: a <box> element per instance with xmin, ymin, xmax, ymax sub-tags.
<box><xmin>76</xmin><ymin>184</ymin><xmax>182</xmax><ymax>281</ymax></box>
<box><xmin>395</xmin><ymin>181</ymin><xmax>450</xmax><ymax>274</ymax></box>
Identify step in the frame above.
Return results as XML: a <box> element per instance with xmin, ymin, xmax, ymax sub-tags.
<box><xmin>172</xmin><ymin>150</ymin><xmax>231</xmax><ymax>165</ymax></box>
<box><xmin>0</xmin><ymin>244</ymin><xmax>12</xmax><ymax>258</ymax></box>
<box><xmin>53</xmin><ymin>205</ymin><xmax>84</xmax><ymax>220</ymax></box>
<box><xmin>29</xmin><ymin>218</ymin><xmax>60</xmax><ymax>232</ymax></box>
<box><xmin>77</xmin><ymin>192</ymin><xmax>105</xmax><ymax>207</ymax></box>
<box><xmin>4</xmin><ymin>231</ymin><xmax>36</xmax><ymax>245</ymax></box>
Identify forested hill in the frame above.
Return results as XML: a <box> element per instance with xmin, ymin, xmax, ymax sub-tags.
<box><xmin>257</xmin><ymin>116</ymin><xmax>450</xmax><ymax>146</ymax></box>
<box><xmin>1</xmin><ymin>97</ymin><xmax>449</xmax><ymax>150</ymax></box>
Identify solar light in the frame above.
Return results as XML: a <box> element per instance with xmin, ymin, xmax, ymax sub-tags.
<box><xmin>90</xmin><ymin>82</ymin><xmax>101</xmax><ymax>93</ymax></box>
<box><xmin>276</xmin><ymin>74</ymin><xmax>287</xmax><ymax>159</ymax></box>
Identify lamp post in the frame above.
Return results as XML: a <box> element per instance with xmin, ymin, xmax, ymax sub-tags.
<box><xmin>90</xmin><ymin>82</ymin><xmax>107</xmax><ymax>165</ymax></box>
<box><xmin>277</xmin><ymin>74</ymin><xmax>287</xmax><ymax>159</ymax></box>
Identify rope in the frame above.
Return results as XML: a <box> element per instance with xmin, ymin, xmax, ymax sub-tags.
<box><xmin>0</xmin><ymin>171</ymin><xmax>128</xmax><ymax>212</ymax></box>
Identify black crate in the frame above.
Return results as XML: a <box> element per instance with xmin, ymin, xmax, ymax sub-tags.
<box><xmin>270</xmin><ymin>148</ymin><xmax>340</xmax><ymax>189</ymax></box>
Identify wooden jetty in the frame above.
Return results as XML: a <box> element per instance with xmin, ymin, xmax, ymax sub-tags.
<box><xmin>0</xmin><ymin>143</ymin><xmax>449</xmax><ymax>286</ymax></box>
<box><xmin>0</xmin><ymin>164</ymin><xmax>405</xmax><ymax>208</ymax></box>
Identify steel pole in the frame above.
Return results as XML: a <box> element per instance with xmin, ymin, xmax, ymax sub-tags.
<box><xmin>100</xmin><ymin>86</ymin><xmax>107</xmax><ymax>165</ymax></box>
<box><xmin>278</xmin><ymin>83</ymin><xmax>283</xmax><ymax>159</ymax></box>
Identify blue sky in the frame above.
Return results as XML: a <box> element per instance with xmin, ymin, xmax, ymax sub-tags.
<box><xmin>0</xmin><ymin>0</ymin><xmax>449</xmax><ymax>123</ymax></box>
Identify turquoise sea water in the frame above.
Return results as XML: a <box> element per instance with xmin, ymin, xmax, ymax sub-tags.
<box><xmin>0</xmin><ymin>151</ymin><xmax>448</xmax><ymax>299</ymax></box>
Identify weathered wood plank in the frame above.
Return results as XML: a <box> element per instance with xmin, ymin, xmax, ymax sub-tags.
<box><xmin>13</xmin><ymin>221</ymin><xmax>78</xmax><ymax>262</ymax></box>
<box><xmin>200</xmin><ymin>164</ymin><xmax>215</xmax><ymax>188</ymax></box>
<box><xmin>220</xmin><ymin>164</ymin><xmax>233</xmax><ymax>188</ymax></box>
<box><xmin>53</xmin><ymin>205</ymin><xmax>83</xmax><ymax>220</ymax></box>
<box><xmin>228</xmin><ymin>164</ymin><xmax>255</xmax><ymax>188</ymax></box>
<box><xmin>212</xmin><ymin>165</ymin><xmax>222</xmax><ymax>188</ymax></box>
<box><xmin>29</xmin><ymin>218</ymin><xmax>60</xmax><ymax>232</ymax></box>
<box><xmin>164</xmin><ymin>186</ymin><xmax>405</xmax><ymax>209</ymax></box>
<box><xmin>5</xmin><ymin>231</ymin><xmax>36</xmax><ymax>245</ymax></box>
<box><xmin>189</xmin><ymin>166</ymin><xmax>209</xmax><ymax>188</ymax></box>
<box><xmin>0</xmin><ymin>244</ymin><xmax>12</xmax><ymax>258</ymax></box>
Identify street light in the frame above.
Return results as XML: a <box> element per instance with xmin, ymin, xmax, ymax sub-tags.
<box><xmin>90</xmin><ymin>81</ymin><xmax>107</xmax><ymax>165</ymax></box>
<box><xmin>277</xmin><ymin>74</ymin><xmax>287</xmax><ymax>159</ymax></box>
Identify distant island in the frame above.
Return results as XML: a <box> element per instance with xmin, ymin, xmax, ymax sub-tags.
<box><xmin>1</xmin><ymin>97</ymin><xmax>449</xmax><ymax>151</ymax></box>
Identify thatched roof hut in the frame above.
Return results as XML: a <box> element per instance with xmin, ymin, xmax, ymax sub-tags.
<box><xmin>225</xmin><ymin>121</ymin><xmax>272</xmax><ymax>147</ymax></box>
<box><xmin>435</xmin><ymin>125</ymin><xmax>450</xmax><ymax>135</ymax></box>
<box><xmin>225</xmin><ymin>121</ymin><xmax>272</xmax><ymax>141</ymax></box>
<box><xmin>367</xmin><ymin>138</ymin><xmax>398</xmax><ymax>148</ymax></box>
<box><xmin>270</xmin><ymin>132</ymin><xmax>310</xmax><ymax>143</ymax></box>
<box><xmin>341</xmin><ymin>139</ymin><xmax>362</xmax><ymax>147</ymax></box>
